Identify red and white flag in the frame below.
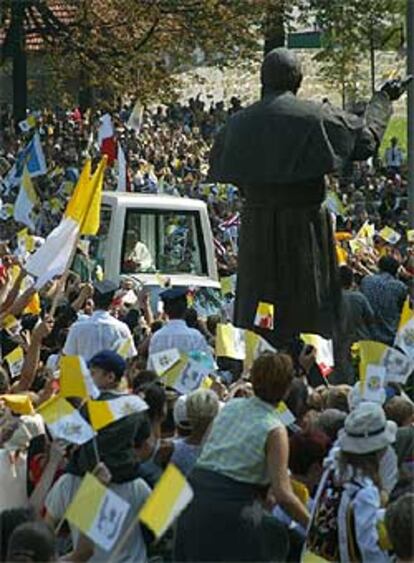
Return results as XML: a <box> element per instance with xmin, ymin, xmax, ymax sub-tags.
<box><xmin>98</xmin><ymin>113</ymin><xmax>117</xmax><ymax>165</ymax></box>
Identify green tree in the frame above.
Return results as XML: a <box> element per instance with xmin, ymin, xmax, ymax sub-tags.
<box><xmin>311</xmin><ymin>0</ymin><xmax>404</xmax><ymax>108</ymax></box>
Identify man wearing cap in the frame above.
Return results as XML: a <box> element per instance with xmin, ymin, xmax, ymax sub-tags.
<box><xmin>63</xmin><ymin>280</ymin><xmax>137</xmax><ymax>361</ymax></box>
<box><xmin>148</xmin><ymin>287</ymin><xmax>211</xmax><ymax>368</ymax></box>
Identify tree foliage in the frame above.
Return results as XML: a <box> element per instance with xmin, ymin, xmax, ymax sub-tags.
<box><xmin>310</xmin><ymin>0</ymin><xmax>404</xmax><ymax>106</ymax></box>
<box><xmin>47</xmin><ymin>0</ymin><xmax>288</xmax><ymax>105</ymax></box>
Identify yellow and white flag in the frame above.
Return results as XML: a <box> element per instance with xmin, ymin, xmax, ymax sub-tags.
<box><xmin>0</xmin><ymin>394</ymin><xmax>34</xmax><ymax>415</ymax></box>
<box><xmin>139</xmin><ymin>464</ymin><xmax>193</xmax><ymax>539</ymax></box>
<box><xmin>394</xmin><ymin>297</ymin><xmax>414</xmax><ymax>360</ymax></box>
<box><xmin>150</xmin><ymin>348</ymin><xmax>181</xmax><ymax>376</ymax></box>
<box><xmin>87</xmin><ymin>395</ymin><xmax>148</xmax><ymax>431</ymax></box>
<box><xmin>26</xmin><ymin>157</ymin><xmax>107</xmax><ymax>282</ymax></box>
<box><xmin>254</xmin><ymin>302</ymin><xmax>274</xmax><ymax>330</ymax></box>
<box><xmin>358</xmin><ymin>339</ymin><xmax>413</xmax><ymax>386</ymax></box>
<box><xmin>215</xmin><ymin>323</ymin><xmax>246</xmax><ymax>360</ymax></box>
<box><xmin>65</xmin><ymin>472</ymin><xmax>130</xmax><ymax>551</ymax></box>
<box><xmin>116</xmin><ymin>336</ymin><xmax>136</xmax><ymax>359</ymax></box>
<box><xmin>379</xmin><ymin>226</ymin><xmax>401</xmax><ymax>245</ymax></box>
<box><xmin>407</xmin><ymin>229</ymin><xmax>414</xmax><ymax>243</ymax></box>
<box><xmin>301</xmin><ymin>334</ymin><xmax>334</xmax><ymax>378</ymax></box>
<box><xmin>59</xmin><ymin>356</ymin><xmax>100</xmax><ymax>399</ymax></box>
<box><xmin>356</xmin><ymin>221</ymin><xmax>375</xmax><ymax>245</ymax></box>
<box><xmin>244</xmin><ymin>330</ymin><xmax>275</xmax><ymax>372</ymax></box>
<box><xmin>4</xmin><ymin>346</ymin><xmax>24</xmax><ymax>380</ymax></box>
<box><xmin>38</xmin><ymin>396</ymin><xmax>96</xmax><ymax>444</ymax></box>
<box><xmin>164</xmin><ymin>351</ymin><xmax>215</xmax><ymax>394</ymax></box>
<box><xmin>275</xmin><ymin>401</ymin><xmax>296</xmax><ymax>426</ymax></box>
<box><xmin>13</xmin><ymin>165</ymin><xmax>38</xmax><ymax>230</ymax></box>
<box><xmin>18</xmin><ymin>114</ymin><xmax>36</xmax><ymax>133</ymax></box>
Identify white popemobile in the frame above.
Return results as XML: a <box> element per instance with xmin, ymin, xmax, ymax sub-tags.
<box><xmin>86</xmin><ymin>192</ymin><xmax>221</xmax><ymax>314</ymax></box>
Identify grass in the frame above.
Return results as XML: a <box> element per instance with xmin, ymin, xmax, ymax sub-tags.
<box><xmin>380</xmin><ymin>116</ymin><xmax>407</xmax><ymax>158</ymax></box>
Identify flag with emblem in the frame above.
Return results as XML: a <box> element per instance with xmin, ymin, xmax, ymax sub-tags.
<box><xmin>87</xmin><ymin>395</ymin><xmax>148</xmax><ymax>431</ymax></box>
<box><xmin>379</xmin><ymin>226</ymin><xmax>401</xmax><ymax>245</ymax></box>
<box><xmin>394</xmin><ymin>297</ymin><xmax>414</xmax><ymax>359</ymax></box>
<box><xmin>38</xmin><ymin>396</ymin><xmax>96</xmax><ymax>445</ymax></box>
<box><xmin>150</xmin><ymin>348</ymin><xmax>181</xmax><ymax>376</ymax></box>
<box><xmin>59</xmin><ymin>356</ymin><xmax>100</xmax><ymax>399</ymax></box>
<box><xmin>358</xmin><ymin>339</ymin><xmax>413</xmax><ymax>386</ymax></box>
<box><xmin>138</xmin><ymin>464</ymin><xmax>193</xmax><ymax>539</ymax></box>
<box><xmin>4</xmin><ymin>346</ymin><xmax>24</xmax><ymax>380</ymax></box>
<box><xmin>65</xmin><ymin>472</ymin><xmax>130</xmax><ymax>551</ymax></box>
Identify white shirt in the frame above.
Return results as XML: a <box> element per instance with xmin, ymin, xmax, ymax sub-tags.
<box><xmin>147</xmin><ymin>319</ymin><xmax>211</xmax><ymax>368</ymax></box>
<box><xmin>385</xmin><ymin>146</ymin><xmax>404</xmax><ymax>167</ymax></box>
<box><xmin>338</xmin><ymin>475</ymin><xmax>390</xmax><ymax>563</ymax></box>
<box><xmin>45</xmin><ymin>473</ymin><xmax>150</xmax><ymax>563</ymax></box>
<box><xmin>128</xmin><ymin>241</ymin><xmax>153</xmax><ymax>270</ymax></box>
<box><xmin>63</xmin><ymin>310</ymin><xmax>137</xmax><ymax>361</ymax></box>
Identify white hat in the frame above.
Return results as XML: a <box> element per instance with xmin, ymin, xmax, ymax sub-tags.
<box><xmin>173</xmin><ymin>394</ymin><xmax>190</xmax><ymax>429</ymax></box>
<box><xmin>338</xmin><ymin>402</ymin><xmax>397</xmax><ymax>455</ymax></box>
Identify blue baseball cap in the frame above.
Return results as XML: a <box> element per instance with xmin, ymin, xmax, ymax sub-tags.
<box><xmin>89</xmin><ymin>350</ymin><xmax>126</xmax><ymax>379</ymax></box>
<box><xmin>160</xmin><ymin>287</ymin><xmax>188</xmax><ymax>301</ymax></box>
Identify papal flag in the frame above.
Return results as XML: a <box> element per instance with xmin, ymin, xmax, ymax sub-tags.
<box><xmin>244</xmin><ymin>330</ymin><xmax>275</xmax><ymax>372</ymax></box>
<box><xmin>0</xmin><ymin>394</ymin><xmax>34</xmax><ymax>415</ymax></box>
<box><xmin>18</xmin><ymin>114</ymin><xmax>37</xmax><ymax>133</ymax></box>
<box><xmin>394</xmin><ymin>297</ymin><xmax>414</xmax><ymax>359</ymax></box>
<box><xmin>65</xmin><ymin>472</ymin><xmax>130</xmax><ymax>551</ymax></box>
<box><xmin>13</xmin><ymin>165</ymin><xmax>38</xmax><ymax>230</ymax></box>
<box><xmin>215</xmin><ymin>323</ymin><xmax>246</xmax><ymax>360</ymax></box>
<box><xmin>38</xmin><ymin>396</ymin><xmax>96</xmax><ymax>445</ymax></box>
<box><xmin>379</xmin><ymin>226</ymin><xmax>401</xmax><ymax>245</ymax></box>
<box><xmin>138</xmin><ymin>464</ymin><xmax>193</xmax><ymax>539</ymax></box>
<box><xmin>59</xmin><ymin>356</ymin><xmax>100</xmax><ymax>399</ymax></box>
<box><xmin>25</xmin><ymin>157</ymin><xmax>106</xmax><ymax>283</ymax></box>
<box><xmin>87</xmin><ymin>395</ymin><xmax>148</xmax><ymax>431</ymax></box>
<box><xmin>358</xmin><ymin>338</ymin><xmax>413</xmax><ymax>385</ymax></box>
<box><xmin>4</xmin><ymin>346</ymin><xmax>24</xmax><ymax>380</ymax></box>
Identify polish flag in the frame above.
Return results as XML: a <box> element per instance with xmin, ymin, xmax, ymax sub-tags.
<box><xmin>98</xmin><ymin>113</ymin><xmax>117</xmax><ymax>165</ymax></box>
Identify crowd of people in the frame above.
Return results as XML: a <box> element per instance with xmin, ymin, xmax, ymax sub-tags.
<box><xmin>0</xmin><ymin>95</ymin><xmax>413</xmax><ymax>562</ymax></box>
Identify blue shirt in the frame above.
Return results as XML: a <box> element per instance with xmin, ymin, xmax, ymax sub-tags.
<box><xmin>361</xmin><ymin>272</ymin><xmax>407</xmax><ymax>345</ymax></box>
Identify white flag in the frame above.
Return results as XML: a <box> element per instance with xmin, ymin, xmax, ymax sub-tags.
<box><xmin>26</xmin><ymin>217</ymin><xmax>79</xmax><ymax>281</ymax></box>
<box><xmin>127</xmin><ymin>100</ymin><xmax>144</xmax><ymax>133</ymax></box>
<box><xmin>117</xmin><ymin>144</ymin><xmax>127</xmax><ymax>192</ymax></box>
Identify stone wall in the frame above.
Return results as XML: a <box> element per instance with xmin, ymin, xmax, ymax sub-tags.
<box><xmin>176</xmin><ymin>49</ymin><xmax>407</xmax><ymax>117</ymax></box>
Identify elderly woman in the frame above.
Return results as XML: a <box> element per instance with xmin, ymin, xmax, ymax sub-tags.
<box><xmin>174</xmin><ymin>352</ymin><xmax>310</xmax><ymax>562</ymax></box>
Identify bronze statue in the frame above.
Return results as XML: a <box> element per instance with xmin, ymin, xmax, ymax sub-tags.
<box><xmin>209</xmin><ymin>48</ymin><xmax>409</xmax><ymax>346</ymax></box>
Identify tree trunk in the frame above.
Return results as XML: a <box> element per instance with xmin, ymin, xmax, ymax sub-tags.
<box><xmin>369</xmin><ymin>21</ymin><xmax>375</xmax><ymax>96</ymax></box>
<box><xmin>263</xmin><ymin>1</ymin><xmax>285</xmax><ymax>56</ymax></box>
<box><xmin>12</xmin><ymin>5</ymin><xmax>27</xmax><ymax>126</ymax></box>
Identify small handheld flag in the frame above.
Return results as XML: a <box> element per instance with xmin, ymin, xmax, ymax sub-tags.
<box><xmin>138</xmin><ymin>464</ymin><xmax>193</xmax><ymax>539</ymax></box>
<box><xmin>65</xmin><ymin>473</ymin><xmax>130</xmax><ymax>551</ymax></box>
<box><xmin>38</xmin><ymin>396</ymin><xmax>96</xmax><ymax>445</ymax></box>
